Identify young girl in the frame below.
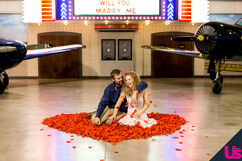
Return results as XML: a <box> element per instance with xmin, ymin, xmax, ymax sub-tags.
<box><xmin>110</xmin><ymin>71</ymin><xmax>157</xmax><ymax>128</ymax></box>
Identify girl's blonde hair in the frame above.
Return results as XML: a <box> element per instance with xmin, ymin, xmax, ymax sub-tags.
<box><xmin>122</xmin><ymin>71</ymin><xmax>141</xmax><ymax>97</ymax></box>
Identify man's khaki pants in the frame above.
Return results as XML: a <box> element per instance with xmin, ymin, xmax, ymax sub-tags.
<box><xmin>91</xmin><ymin>107</ymin><xmax>125</xmax><ymax>125</ymax></box>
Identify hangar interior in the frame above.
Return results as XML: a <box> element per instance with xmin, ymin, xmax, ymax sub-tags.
<box><xmin>0</xmin><ymin>0</ymin><xmax>242</xmax><ymax>161</ymax></box>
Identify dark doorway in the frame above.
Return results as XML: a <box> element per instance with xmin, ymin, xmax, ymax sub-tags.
<box><xmin>151</xmin><ymin>32</ymin><xmax>194</xmax><ymax>78</ymax></box>
<box><xmin>38</xmin><ymin>32</ymin><xmax>82</xmax><ymax>79</ymax></box>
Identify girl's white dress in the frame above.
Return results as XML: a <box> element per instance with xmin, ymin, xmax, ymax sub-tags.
<box><xmin>118</xmin><ymin>91</ymin><xmax>157</xmax><ymax>128</ymax></box>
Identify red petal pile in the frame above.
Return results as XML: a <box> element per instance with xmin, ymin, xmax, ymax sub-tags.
<box><xmin>42</xmin><ymin>112</ymin><xmax>186</xmax><ymax>143</ymax></box>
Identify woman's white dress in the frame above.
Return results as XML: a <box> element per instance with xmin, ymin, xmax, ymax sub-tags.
<box><xmin>118</xmin><ymin>91</ymin><xmax>157</xmax><ymax>128</ymax></box>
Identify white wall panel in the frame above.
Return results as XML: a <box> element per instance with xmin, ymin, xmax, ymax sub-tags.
<box><xmin>210</xmin><ymin>1</ymin><xmax>242</xmax><ymax>14</ymax></box>
<box><xmin>0</xmin><ymin>1</ymin><xmax>22</xmax><ymax>14</ymax></box>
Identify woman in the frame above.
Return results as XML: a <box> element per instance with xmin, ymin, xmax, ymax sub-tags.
<box><xmin>110</xmin><ymin>71</ymin><xmax>157</xmax><ymax>128</ymax></box>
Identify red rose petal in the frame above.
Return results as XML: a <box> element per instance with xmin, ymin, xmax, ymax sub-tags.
<box><xmin>42</xmin><ymin>112</ymin><xmax>187</xmax><ymax>144</ymax></box>
<box><xmin>175</xmin><ymin>149</ymin><xmax>182</xmax><ymax>151</ymax></box>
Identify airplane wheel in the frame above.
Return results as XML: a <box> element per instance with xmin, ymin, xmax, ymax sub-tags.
<box><xmin>0</xmin><ymin>80</ymin><xmax>5</xmax><ymax>94</ymax></box>
<box><xmin>2</xmin><ymin>72</ymin><xmax>9</xmax><ymax>87</ymax></box>
<box><xmin>212</xmin><ymin>81</ymin><xmax>222</xmax><ymax>94</ymax></box>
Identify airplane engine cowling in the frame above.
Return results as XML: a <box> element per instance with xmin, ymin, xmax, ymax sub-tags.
<box><xmin>195</xmin><ymin>22</ymin><xmax>242</xmax><ymax>59</ymax></box>
<box><xmin>0</xmin><ymin>41</ymin><xmax>26</xmax><ymax>72</ymax></box>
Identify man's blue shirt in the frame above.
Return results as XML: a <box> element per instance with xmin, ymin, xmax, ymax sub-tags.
<box><xmin>95</xmin><ymin>81</ymin><xmax>148</xmax><ymax>118</ymax></box>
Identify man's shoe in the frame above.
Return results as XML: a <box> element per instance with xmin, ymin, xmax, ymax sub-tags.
<box><xmin>85</xmin><ymin>111</ymin><xmax>96</xmax><ymax>118</ymax></box>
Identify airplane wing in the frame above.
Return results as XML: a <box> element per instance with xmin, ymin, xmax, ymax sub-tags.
<box><xmin>141</xmin><ymin>45</ymin><xmax>205</xmax><ymax>59</ymax></box>
<box><xmin>142</xmin><ymin>45</ymin><xmax>242</xmax><ymax>72</ymax></box>
<box><xmin>24</xmin><ymin>44</ymin><xmax>85</xmax><ymax>60</ymax></box>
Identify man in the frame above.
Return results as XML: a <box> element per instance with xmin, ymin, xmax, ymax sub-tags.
<box><xmin>86</xmin><ymin>69</ymin><xmax>148</xmax><ymax>125</ymax></box>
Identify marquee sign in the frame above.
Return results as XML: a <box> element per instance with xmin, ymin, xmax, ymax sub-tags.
<box><xmin>74</xmin><ymin>0</ymin><xmax>160</xmax><ymax>16</ymax></box>
<box><xmin>57</xmin><ymin>0</ymin><xmax>173</xmax><ymax>21</ymax></box>
<box><xmin>23</xmin><ymin>0</ymin><xmax>208</xmax><ymax>23</ymax></box>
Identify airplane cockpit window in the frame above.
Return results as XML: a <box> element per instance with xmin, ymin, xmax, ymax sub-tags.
<box><xmin>235</xmin><ymin>18</ymin><xmax>242</xmax><ymax>27</ymax></box>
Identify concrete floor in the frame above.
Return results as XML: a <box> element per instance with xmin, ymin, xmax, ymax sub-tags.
<box><xmin>0</xmin><ymin>78</ymin><xmax>242</xmax><ymax>161</ymax></box>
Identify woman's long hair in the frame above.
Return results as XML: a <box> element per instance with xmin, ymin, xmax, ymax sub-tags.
<box><xmin>122</xmin><ymin>71</ymin><xmax>141</xmax><ymax>97</ymax></box>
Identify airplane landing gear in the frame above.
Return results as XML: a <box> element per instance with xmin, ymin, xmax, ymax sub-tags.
<box><xmin>212</xmin><ymin>73</ymin><xmax>223</xmax><ymax>94</ymax></box>
<box><xmin>210</xmin><ymin>59</ymin><xmax>223</xmax><ymax>94</ymax></box>
<box><xmin>208</xmin><ymin>59</ymin><xmax>216</xmax><ymax>81</ymax></box>
<box><xmin>0</xmin><ymin>71</ymin><xmax>9</xmax><ymax>94</ymax></box>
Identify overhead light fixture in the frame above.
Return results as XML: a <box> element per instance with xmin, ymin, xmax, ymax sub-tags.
<box><xmin>63</xmin><ymin>20</ymin><xmax>68</xmax><ymax>26</ymax></box>
<box><xmin>84</xmin><ymin>20</ymin><xmax>88</xmax><ymax>26</ymax></box>
<box><xmin>165</xmin><ymin>20</ymin><xmax>170</xmax><ymax>26</ymax></box>
<box><xmin>126</xmin><ymin>20</ymin><xmax>129</xmax><ymax>25</ymax></box>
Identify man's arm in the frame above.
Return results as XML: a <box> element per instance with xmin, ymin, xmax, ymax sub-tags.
<box><xmin>131</xmin><ymin>81</ymin><xmax>148</xmax><ymax>105</ymax></box>
<box><xmin>110</xmin><ymin>92</ymin><xmax>125</xmax><ymax>122</ymax></box>
<box><xmin>95</xmin><ymin>87</ymin><xmax>110</xmax><ymax>118</ymax></box>
<box><xmin>136</xmin><ymin>81</ymin><xmax>148</xmax><ymax>93</ymax></box>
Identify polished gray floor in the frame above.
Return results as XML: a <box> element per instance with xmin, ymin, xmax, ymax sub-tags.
<box><xmin>0</xmin><ymin>78</ymin><xmax>242</xmax><ymax>161</ymax></box>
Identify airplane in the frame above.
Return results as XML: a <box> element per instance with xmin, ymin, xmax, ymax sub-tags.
<box><xmin>142</xmin><ymin>18</ymin><xmax>242</xmax><ymax>94</ymax></box>
<box><xmin>0</xmin><ymin>35</ymin><xmax>86</xmax><ymax>94</ymax></box>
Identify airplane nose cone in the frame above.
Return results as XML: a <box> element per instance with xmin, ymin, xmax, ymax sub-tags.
<box><xmin>198</xmin><ymin>35</ymin><xmax>205</xmax><ymax>41</ymax></box>
<box><xmin>14</xmin><ymin>41</ymin><xmax>27</xmax><ymax>63</ymax></box>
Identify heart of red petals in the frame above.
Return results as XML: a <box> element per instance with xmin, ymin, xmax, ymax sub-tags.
<box><xmin>42</xmin><ymin>112</ymin><xmax>186</xmax><ymax>143</ymax></box>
